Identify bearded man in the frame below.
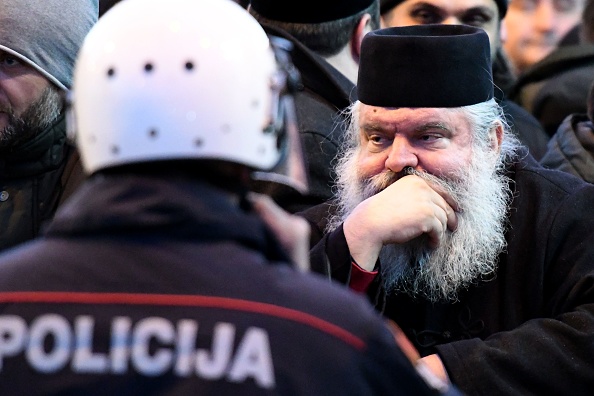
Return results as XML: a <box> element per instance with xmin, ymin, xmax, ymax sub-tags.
<box><xmin>300</xmin><ymin>24</ymin><xmax>594</xmax><ymax>395</ymax></box>
<box><xmin>0</xmin><ymin>0</ymin><xmax>98</xmax><ymax>251</ymax></box>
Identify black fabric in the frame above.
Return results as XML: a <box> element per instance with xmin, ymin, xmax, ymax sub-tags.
<box><xmin>250</xmin><ymin>0</ymin><xmax>374</xmax><ymax>23</ymax></box>
<box><xmin>510</xmin><ymin>43</ymin><xmax>594</xmax><ymax>137</ymax></box>
<box><xmin>540</xmin><ymin>113</ymin><xmax>594</xmax><ymax>183</ymax></box>
<box><xmin>299</xmin><ymin>151</ymin><xmax>594</xmax><ymax>395</ymax></box>
<box><xmin>492</xmin><ymin>49</ymin><xmax>549</xmax><ymax>160</ymax></box>
<box><xmin>358</xmin><ymin>24</ymin><xmax>493</xmax><ymax>108</ymax></box>
<box><xmin>0</xmin><ymin>114</ymin><xmax>85</xmax><ymax>251</ymax></box>
<box><xmin>0</xmin><ymin>175</ymin><xmax>444</xmax><ymax>396</ymax></box>
<box><xmin>499</xmin><ymin>97</ymin><xmax>549</xmax><ymax>160</ymax></box>
<box><xmin>258</xmin><ymin>23</ymin><xmax>356</xmax><ymax>213</ymax></box>
<box><xmin>380</xmin><ymin>0</ymin><xmax>508</xmax><ymax>19</ymax></box>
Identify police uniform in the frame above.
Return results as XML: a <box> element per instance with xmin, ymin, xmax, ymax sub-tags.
<box><xmin>0</xmin><ymin>175</ymin><xmax>442</xmax><ymax>395</ymax></box>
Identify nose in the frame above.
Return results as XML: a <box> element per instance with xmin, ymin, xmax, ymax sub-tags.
<box><xmin>534</xmin><ymin>2</ymin><xmax>556</xmax><ymax>32</ymax></box>
<box><xmin>384</xmin><ymin>136</ymin><xmax>418</xmax><ymax>173</ymax></box>
<box><xmin>442</xmin><ymin>17</ymin><xmax>463</xmax><ymax>25</ymax></box>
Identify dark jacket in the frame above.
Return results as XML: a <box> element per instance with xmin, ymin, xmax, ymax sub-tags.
<box><xmin>257</xmin><ymin>23</ymin><xmax>356</xmax><ymax>213</ymax></box>
<box><xmin>0</xmin><ymin>114</ymin><xmax>85</xmax><ymax>251</ymax></box>
<box><xmin>0</xmin><ymin>174</ymin><xmax>444</xmax><ymax>396</ymax></box>
<box><xmin>299</xmin><ymin>151</ymin><xmax>594</xmax><ymax>395</ymax></box>
<box><xmin>510</xmin><ymin>44</ymin><xmax>594</xmax><ymax>137</ymax></box>
<box><xmin>499</xmin><ymin>97</ymin><xmax>550</xmax><ymax>160</ymax></box>
<box><xmin>540</xmin><ymin>113</ymin><xmax>594</xmax><ymax>182</ymax></box>
<box><xmin>493</xmin><ymin>49</ymin><xmax>550</xmax><ymax>160</ymax></box>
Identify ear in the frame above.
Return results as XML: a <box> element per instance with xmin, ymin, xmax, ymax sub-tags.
<box><xmin>499</xmin><ymin>20</ymin><xmax>507</xmax><ymax>44</ymax></box>
<box><xmin>351</xmin><ymin>13</ymin><xmax>372</xmax><ymax>63</ymax></box>
<box><xmin>489</xmin><ymin>122</ymin><xmax>504</xmax><ymax>155</ymax></box>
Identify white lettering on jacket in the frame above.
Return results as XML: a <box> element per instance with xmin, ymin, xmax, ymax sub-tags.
<box><xmin>0</xmin><ymin>314</ymin><xmax>275</xmax><ymax>388</ymax></box>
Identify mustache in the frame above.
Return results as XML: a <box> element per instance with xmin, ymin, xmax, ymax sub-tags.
<box><xmin>361</xmin><ymin>166</ymin><xmax>463</xmax><ymax>213</ymax></box>
<box><xmin>362</xmin><ymin>167</ymin><xmax>412</xmax><ymax>197</ymax></box>
<box><xmin>0</xmin><ymin>105</ymin><xmax>13</xmax><ymax>114</ymax></box>
<box><xmin>362</xmin><ymin>166</ymin><xmax>453</xmax><ymax>195</ymax></box>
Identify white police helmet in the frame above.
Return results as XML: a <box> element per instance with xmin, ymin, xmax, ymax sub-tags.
<box><xmin>70</xmin><ymin>0</ymin><xmax>285</xmax><ymax>174</ymax></box>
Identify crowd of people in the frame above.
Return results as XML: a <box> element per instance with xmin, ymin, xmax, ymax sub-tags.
<box><xmin>0</xmin><ymin>0</ymin><xmax>593</xmax><ymax>394</ymax></box>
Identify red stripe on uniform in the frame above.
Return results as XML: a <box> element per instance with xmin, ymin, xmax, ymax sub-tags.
<box><xmin>0</xmin><ymin>291</ymin><xmax>365</xmax><ymax>350</ymax></box>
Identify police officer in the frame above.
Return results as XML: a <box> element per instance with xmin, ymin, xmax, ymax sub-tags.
<box><xmin>0</xmin><ymin>0</ymin><xmax>456</xmax><ymax>394</ymax></box>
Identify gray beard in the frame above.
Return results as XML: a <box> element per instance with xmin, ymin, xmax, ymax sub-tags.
<box><xmin>328</xmin><ymin>146</ymin><xmax>513</xmax><ymax>302</ymax></box>
<box><xmin>0</xmin><ymin>86</ymin><xmax>63</xmax><ymax>150</ymax></box>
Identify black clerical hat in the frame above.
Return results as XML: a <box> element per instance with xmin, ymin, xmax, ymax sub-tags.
<box><xmin>357</xmin><ymin>24</ymin><xmax>493</xmax><ymax>108</ymax></box>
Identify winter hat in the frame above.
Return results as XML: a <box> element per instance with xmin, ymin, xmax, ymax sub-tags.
<box><xmin>357</xmin><ymin>24</ymin><xmax>493</xmax><ymax>108</ymax></box>
<box><xmin>380</xmin><ymin>0</ymin><xmax>508</xmax><ymax>19</ymax></box>
<box><xmin>0</xmin><ymin>0</ymin><xmax>98</xmax><ymax>91</ymax></box>
<box><xmin>249</xmin><ymin>0</ymin><xmax>375</xmax><ymax>23</ymax></box>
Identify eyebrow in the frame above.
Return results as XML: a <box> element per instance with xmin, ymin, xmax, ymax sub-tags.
<box><xmin>415</xmin><ymin>122</ymin><xmax>451</xmax><ymax>133</ymax></box>
<box><xmin>412</xmin><ymin>2</ymin><xmax>496</xmax><ymax>16</ymax></box>
<box><xmin>360</xmin><ymin>121</ymin><xmax>452</xmax><ymax>135</ymax></box>
<box><xmin>361</xmin><ymin>121</ymin><xmax>392</xmax><ymax>133</ymax></box>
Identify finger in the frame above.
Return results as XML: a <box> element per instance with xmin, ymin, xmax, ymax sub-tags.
<box><xmin>443</xmin><ymin>201</ymin><xmax>458</xmax><ymax>232</ymax></box>
<box><xmin>247</xmin><ymin>192</ymin><xmax>311</xmax><ymax>272</ymax></box>
<box><xmin>403</xmin><ymin>175</ymin><xmax>459</xmax><ymax>230</ymax></box>
<box><xmin>385</xmin><ymin>320</ymin><xmax>420</xmax><ymax>363</ymax></box>
<box><xmin>425</xmin><ymin>216</ymin><xmax>445</xmax><ymax>249</ymax></box>
<box><xmin>426</xmin><ymin>187</ymin><xmax>458</xmax><ymax>232</ymax></box>
<box><xmin>247</xmin><ymin>192</ymin><xmax>285</xmax><ymax>224</ymax></box>
<box><xmin>423</xmin><ymin>179</ymin><xmax>461</xmax><ymax>213</ymax></box>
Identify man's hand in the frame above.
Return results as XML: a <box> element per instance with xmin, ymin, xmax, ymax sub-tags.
<box><xmin>247</xmin><ymin>193</ymin><xmax>311</xmax><ymax>272</ymax></box>
<box><xmin>386</xmin><ymin>320</ymin><xmax>452</xmax><ymax>393</ymax></box>
<box><xmin>343</xmin><ymin>175</ymin><xmax>458</xmax><ymax>270</ymax></box>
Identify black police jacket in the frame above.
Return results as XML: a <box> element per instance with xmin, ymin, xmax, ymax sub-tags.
<box><xmin>0</xmin><ymin>174</ymin><xmax>443</xmax><ymax>396</ymax></box>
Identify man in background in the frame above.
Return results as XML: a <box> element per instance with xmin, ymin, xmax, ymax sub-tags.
<box><xmin>0</xmin><ymin>0</ymin><xmax>97</xmax><ymax>250</ymax></box>
<box><xmin>248</xmin><ymin>0</ymin><xmax>381</xmax><ymax>212</ymax></box>
<box><xmin>503</xmin><ymin>0</ymin><xmax>585</xmax><ymax>76</ymax></box>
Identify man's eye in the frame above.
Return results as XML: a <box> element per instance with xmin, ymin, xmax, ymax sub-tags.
<box><xmin>462</xmin><ymin>13</ymin><xmax>492</xmax><ymax>27</ymax></box>
<box><xmin>554</xmin><ymin>0</ymin><xmax>579</xmax><ymax>12</ymax></box>
<box><xmin>1</xmin><ymin>57</ymin><xmax>20</xmax><ymax>66</ymax></box>
<box><xmin>411</xmin><ymin>9</ymin><xmax>442</xmax><ymax>24</ymax></box>
<box><xmin>420</xmin><ymin>134</ymin><xmax>441</xmax><ymax>142</ymax></box>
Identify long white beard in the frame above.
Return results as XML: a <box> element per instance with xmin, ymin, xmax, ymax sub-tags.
<box><xmin>328</xmin><ymin>146</ymin><xmax>514</xmax><ymax>302</ymax></box>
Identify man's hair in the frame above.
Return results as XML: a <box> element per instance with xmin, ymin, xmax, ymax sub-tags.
<box><xmin>249</xmin><ymin>1</ymin><xmax>380</xmax><ymax>57</ymax></box>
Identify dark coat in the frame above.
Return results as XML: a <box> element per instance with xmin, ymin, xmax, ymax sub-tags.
<box><xmin>257</xmin><ymin>23</ymin><xmax>356</xmax><ymax>213</ymax></box>
<box><xmin>0</xmin><ymin>174</ymin><xmax>443</xmax><ymax>396</ymax></box>
<box><xmin>499</xmin><ymin>97</ymin><xmax>550</xmax><ymax>160</ymax></box>
<box><xmin>0</xmin><ymin>114</ymin><xmax>85</xmax><ymax>251</ymax></box>
<box><xmin>299</xmin><ymin>151</ymin><xmax>594</xmax><ymax>395</ymax></box>
<box><xmin>493</xmin><ymin>49</ymin><xmax>550</xmax><ymax>160</ymax></box>
<box><xmin>540</xmin><ymin>113</ymin><xmax>594</xmax><ymax>183</ymax></box>
<box><xmin>510</xmin><ymin>44</ymin><xmax>594</xmax><ymax>137</ymax></box>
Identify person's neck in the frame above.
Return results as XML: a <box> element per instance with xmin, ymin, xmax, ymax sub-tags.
<box><xmin>323</xmin><ymin>47</ymin><xmax>359</xmax><ymax>84</ymax></box>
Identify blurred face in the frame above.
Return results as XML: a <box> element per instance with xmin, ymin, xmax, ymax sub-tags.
<box><xmin>381</xmin><ymin>0</ymin><xmax>501</xmax><ymax>59</ymax></box>
<box><xmin>0</xmin><ymin>51</ymin><xmax>63</xmax><ymax>149</ymax></box>
<box><xmin>503</xmin><ymin>0</ymin><xmax>585</xmax><ymax>75</ymax></box>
